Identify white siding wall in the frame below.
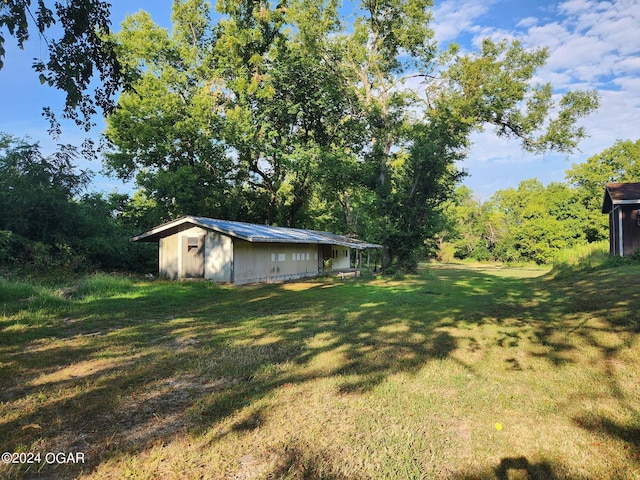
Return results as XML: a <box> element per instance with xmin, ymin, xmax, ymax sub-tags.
<box><xmin>331</xmin><ymin>246</ymin><xmax>351</xmax><ymax>270</ymax></box>
<box><xmin>159</xmin><ymin>234</ymin><xmax>179</xmax><ymax>279</ymax></box>
<box><xmin>204</xmin><ymin>231</ymin><xmax>232</xmax><ymax>282</ymax></box>
<box><xmin>233</xmin><ymin>241</ymin><xmax>320</xmax><ymax>285</ymax></box>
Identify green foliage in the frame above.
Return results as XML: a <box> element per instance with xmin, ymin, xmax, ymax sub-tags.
<box><xmin>492</xmin><ymin>180</ymin><xmax>586</xmax><ymax>264</ymax></box>
<box><xmin>100</xmin><ymin>0</ymin><xmax>599</xmax><ymax>274</ymax></box>
<box><xmin>0</xmin><ymin>133</ymin><xmax>154</xmax><ymax>277</ymax></box>
<box><xmin>435</xmin><ymin>186</ymin><xmax>499</xmax><ymax>261</ymax></box>
<box><xmin>0</xmin><ymin>276</ymin><xmax>36</xmax><ymax>303</ymax></box>
<box><xmin>567</xmin><ymin>139</ymin><xmax>640</xmax><ymax>189</ymax></box>
<box><xmin>443</xmin><ymin>38</ymin><xmax>599</xmax><ymax>153</ymax></box>
<box><xmin>0</xmin><ymin>0</ymin><xmax>128</xmax><ymax>131</ymax></box>
<box><xmin>104</xmin><ymin>4</ymin><xmax>235</xmax><ymax>223</ymax></box>
<box><xmin>551</xmin><ymin>241</ymin><xmax>610</xmax><ymax>275</ymax></box>
<box><xmin>455</xmin><ymin>180</ymin><xmax>594</xmax><ymax>264</ymax></box>
<box><xmin>75</xmin><ymin>273</ymin><xmax>135</xmax><ymax>299</ymax></box>
<box><xmin>437</xmin><ymin>138</ymin><xmax>640</xmax><ymax>265</ymax></box>
<box><xmin>0</xmin><ymin>133</ymin><xmax>90</xmax><ymax>274</ymax></box>
<box><xmin>0</xmin><ymin>133</ymin><xmax>91</xmax><ymax>242</ymax></box>
<box><xmin>566</xmin><ymin>138</ymin><xmax>640</xmax><ymax>241</ymax></box>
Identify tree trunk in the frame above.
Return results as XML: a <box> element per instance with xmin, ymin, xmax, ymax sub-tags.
<box><xmin>382</xmin><ymin>244</ymin><xmax>393</xmax><ymax>271</ymax></box>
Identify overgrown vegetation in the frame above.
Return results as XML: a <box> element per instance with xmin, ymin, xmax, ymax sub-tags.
<box><xmin>435</xmin><ymin>139</ymin><xmax>640</xmax><ymax>265</ymax></box>
<box><xmin>99</xmin><ymin>0</ymin><xmax>598</xmax><ymax>271</ymax></box>
<box><xmin>0</xmin><ymin>133</ymin><xmax>155</xmax><ymax>277</ymax></box>
<box><xmin>1</xmin><ymin>263</ymin><xmax>638</xmax><ymax>479</ymax></box>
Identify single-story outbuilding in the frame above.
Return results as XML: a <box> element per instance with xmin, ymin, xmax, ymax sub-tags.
<box><xmin>131</xmin><ymin>216</ymin><xmax>381</xmax><ymax>284</ymax></box>
<box><xmin>602</xmin><ymin>182</ymin><xmax>640</xmax><ymax>257</ymax></box>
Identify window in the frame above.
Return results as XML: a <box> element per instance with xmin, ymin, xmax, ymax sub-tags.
<box><xmin>278</xmin><ymin>253</ymin><xmax>286</xmax><ymax>261</ymax></box>
<box><xmin>187</xmin><ymin>237</ymin><xmax>199</xmax><ymax>251</ymax></box>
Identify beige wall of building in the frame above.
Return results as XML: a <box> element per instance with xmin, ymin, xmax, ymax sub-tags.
<box><xmin>159</xmin><ymin>226</ymin><xmax>209</xmax><ymax>280</ymax></box>
<box><xmin>159</xmin><ymin>234</ymin><xmax>179</xmax><ymax>280</ymax></box>
<box><xmin>205</xmin><ymin>231</ymin><xmax>232</xmax><ymax>282</ymax></box>
<box><xmin>233</xmin><ymin>241</ymin><xmax>320</xmax><ymax>285</ymax></box>
<box><xmin>330</xmin><ymin>246</ymin><xmax>351</xmax><ymax>270</ymax></box>
<box><xmin>159</xmin><ymin>227</ymin><xmax>353</xmax><ymax>284</ymax></box>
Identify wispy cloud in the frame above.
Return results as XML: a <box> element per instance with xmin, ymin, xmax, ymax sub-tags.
<box><xmin>431</xmin><ymin>0</ymin><xmax>498</xmax><ymax>44</ymax></box>
<box><xmin>437</xmin><ymin>0</ymin><xmax>640</xmax><ymax>197</ymax></box>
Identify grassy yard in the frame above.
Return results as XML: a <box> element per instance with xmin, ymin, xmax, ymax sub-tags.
<box><xmin>1</xmin><ymin>262</ymin><xmax>639</xmax><ymax>479</ymax></box>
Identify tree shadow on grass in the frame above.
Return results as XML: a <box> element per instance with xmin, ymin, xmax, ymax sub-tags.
<box><xmin>1</xmin><ymin>265</ymin><xmax>639</xmax><ymax>478</ymax></box>
<box><xmin>263</xmin><ymin>442</ymin><xmax>361</xmax><ymax>480</ymax></box>
<box><xmin>574</xmin><ymin>414</ymin><xmax>640</xmax><ymax>449</ymax></box>
<box><xmin>0</xmin><ymin>277</ymin><xmax>462</xmax><ymax>478</ymax></box>
<box><xmin>449</xmin><ymin>456</ymin><xmax>570</xmax><ymax>479</ymax></box>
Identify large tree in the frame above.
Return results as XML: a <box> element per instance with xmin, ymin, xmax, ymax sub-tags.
<box><xmin>104</xmin><ymin>2</ymin><xmax>237</xmax><ymax>222</ymax></box>
<box><xmin>104</xmin><ymin>0</ymin><xmax>599</xmax><ymax>271</ymax></box>
<box><xmin>105</xmin><ymin>0</ymin><xmax>363</xmax><ymax>227</ymax></box>
<box><xmin>0</xmin><ymin>0</ymin><xmax>128</xmax><ymax>131</ymax></box>
<box><xmin>337</xmin><ymin>7</ymin><xmax>598</xmax><ymax>268</ymax></box>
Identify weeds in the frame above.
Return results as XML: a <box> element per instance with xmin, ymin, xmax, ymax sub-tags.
<box><xmin>1</xmin><ymin>263</ymin><xmax>639</xmax><ymax>479</ymax></box>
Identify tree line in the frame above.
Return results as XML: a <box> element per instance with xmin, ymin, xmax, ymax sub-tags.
<box><xmin>436</xmin><ymin>139</ymin><xmax>640</xmax><ymax>264</ymax></box>
<box><xmin>0</xmin><ymin>133</ymin><xmax>157</xmax><ymax>276</ymax></box>
<box><xmin>1</xmin><ymin>0</ymin><xmax>601</xmax><ymax>274</ymax></box>
<box><xmin>3</xmin><ymin>132</ymin><xmax>636</xmax><ymax>276</ymax></box>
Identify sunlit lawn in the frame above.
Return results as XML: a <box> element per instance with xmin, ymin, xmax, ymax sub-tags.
<box><xmin>1</xmin><ymin>263</ymin><xmax>639</xmax><ymax>479</ymax></box>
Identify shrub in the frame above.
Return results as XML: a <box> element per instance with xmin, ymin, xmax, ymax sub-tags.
<box><xmin>75</xmin><ymin>273</ymin><xmax>135</xmax><ymax>299</ymax></box>
<box><xmin>436</xmin><ymin>242</ymin><xmax>456</xmax><ymax>262</ymax></box>
<box><xmin>552</xmin><ymin>241</ymin><xmax>610</xmax><ymax>274</ymax></box>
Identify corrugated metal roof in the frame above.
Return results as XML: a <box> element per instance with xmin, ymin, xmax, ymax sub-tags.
<box><xmin>130</xmin><ymin>216</ymin><xmax>381</xmax><ymax>249</ymax></box>
<box><xmin>602</xmin><ymin>182</ymin><xmax>640</xmax><ymax>213</ymax></box>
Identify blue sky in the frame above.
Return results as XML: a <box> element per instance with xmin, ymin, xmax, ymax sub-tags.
<box><xmin>1</xmin><ymin>0</ymin><xmax>638</xmax><ymax>199</ymax></box>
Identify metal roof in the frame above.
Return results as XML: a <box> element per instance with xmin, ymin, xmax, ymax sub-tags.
<box><xmin>602</xmin><ymin>182</ymin><xmax>640</xmax><ymax>213</ymax></box>
<box><xmin>130</xmin><ymin>216</ymin><xmax>381</xmax><ymax>249</ymax></box>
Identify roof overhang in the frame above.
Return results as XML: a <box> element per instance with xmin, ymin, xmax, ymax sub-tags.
<box><xmin>130</xmin><ymin>216</ymin><xmax>382</xmax><ymax>249</ymax></box>
<box><xmin>601</xmin><ymin>183</ymin><xmax>640</xmax><ymax>213</ymax></box>
<box><xmin>129</xmin><ymin>216</ymin><xmax>203</xmax><ymax>243</ymax></box>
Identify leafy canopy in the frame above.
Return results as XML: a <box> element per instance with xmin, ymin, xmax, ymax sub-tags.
<box><xmin>0</xmin><ymin>0</ymin><xmax>129</xmax><ymax>132</ymax></box>
<box><xmin>103</xmin><ymin>0</ymin><xmax>599</xmax><ymax>271</ymax></box>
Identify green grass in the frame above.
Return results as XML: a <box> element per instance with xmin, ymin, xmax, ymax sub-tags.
<box><xmin>1</xmin><ymin>265</ymin><xmax>639</xmax><ymax>479</ymax></box>
<box><xmin>552</xmin><ymin>240</ymin><xmax>611</xmax><ymax>273</ymax></box>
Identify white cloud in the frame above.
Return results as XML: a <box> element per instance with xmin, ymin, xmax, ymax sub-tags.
<box><xmin>612</xmin><ymin>75</ymin><xmax>640</xmax><ymax>91</ymax></box>
<box><xmin>521</xmin><ymin>22</ymin><xmax>566</xmax><ymax>50</ymax></box>
<box><xmin>442</xmin><ymin>0</ymin><xmax>640</xmax><ymax>196</ymax></box>
<box><xmin>557</xmin><ymin>0</ymin><xmax>608</xmax><ymax>16</ymax></box>
<box><xmin>431</xmin><ymin>0</ymin><xmax>497</xmax><ymax>44</ymax></box>
<box><xmin>517</xmin><ymin>16</ymin><xmax>539</xmax><ymax>28</ymax></box>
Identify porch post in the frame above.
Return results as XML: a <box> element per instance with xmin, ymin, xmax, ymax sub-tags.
<box><xmin>618</xmin><ymin>207</ymin><xmax>624</xmax><ymax>256</ymax></box>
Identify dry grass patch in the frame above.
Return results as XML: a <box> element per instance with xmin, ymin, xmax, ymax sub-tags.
<box><xmin>1</xmin><ymin>266</ymin><xmax>639</xmax><ymax>479</ymax></box>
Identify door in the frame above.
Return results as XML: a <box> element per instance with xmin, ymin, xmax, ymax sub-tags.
<box><xmin>182</xmin><ymin>235</ymin><xmax>205</xmax><ymax>278</ymax></box>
